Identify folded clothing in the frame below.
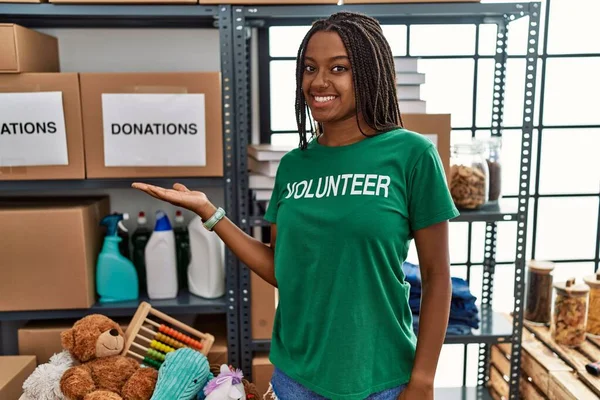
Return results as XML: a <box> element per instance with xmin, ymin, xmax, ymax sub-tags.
<box><xmin>402</xmin><ymin>261</ymin><xmax>480</xmax><ymax>333</ymax></box>
<box><xmin>412</xmin><ymin>314</ymin><xmax>473</xmax><ymax>336</ymax></box>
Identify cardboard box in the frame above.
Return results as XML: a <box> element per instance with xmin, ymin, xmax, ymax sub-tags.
<box><xmin>200</xmin><ymin>0</ymin><xmax>336</xmax><ymax>3</ymax></box>
<box><xmin>0</xmin><ymin>73</ymin><xmax>86</xmax><ymax>180</ymax></box>
<box><xmin>251</xmin><ymin>271</ymin><xmax>278</xmax><ymax>339</ymax></box>
<box><xmin>252</xmin><ymin>353</ymin><xmax>274</xmax><ymax>397</ymax></box>
<box><xmin>403</xmin><ymin>113</ymin><xmax>451</xmax><ymax>181</ymax></box>
<box><xmin>344</xmin><ymin>0</ymin><xmax>479</xmax><ymax>3</ymax></box>
<box><xmin>0</xmin><ymin>356</ymin><xmax>36</xmax><ymax>400</ymax></box>
<box><xmin>79</xmin><ymin>72</ymin><xmax>223</xmax><ymax>179</ymax></box>
<box><xmin>0</xmin><ymin>24</ymin><xmax>58</xmax><ymax>72</ymax></box>
<box><xmin>0</xmin><ymin>197</ymin><xmax>110</xmax><ymax>312</ymax></box>
<box><xmin>50</xmin><ymin>0</ymin><xmax>194</xmax><ymax>3</ymax></box>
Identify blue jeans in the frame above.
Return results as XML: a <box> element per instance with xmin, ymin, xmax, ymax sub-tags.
<box><xmin>269</xmin><ymin>368</ymin><xmax>407</xmax><ymax>400</ymax></box>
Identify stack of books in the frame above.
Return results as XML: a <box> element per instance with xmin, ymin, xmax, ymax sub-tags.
<box><xmin>395</xmin><ymin>57</ymin><xmax>427</xmax><ymax>114</ymax></box>
<box><xmin>247</xmin><ymin>144</ymin><xmax>293</xmax><ymax>202</ymax></box>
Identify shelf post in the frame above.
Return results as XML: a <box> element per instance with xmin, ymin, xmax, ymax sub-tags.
<box><xmin>231</xmin><ymin>4</ymin><xmax>254</xmax><ymax>380</ymax></box>
<box><xmin>477</xmin><ymin>15</ymin><xmax>509</xmax><ymax>390</ymax></box>
<box><xmin>507</xmin><ymin>3</ymin><xmax>542</xmax><ymax>400</ymax></box>
<box><xmin>218</xmin><ymin>4</ymin><xmax>241</xmax><ymax>370</ymax></box>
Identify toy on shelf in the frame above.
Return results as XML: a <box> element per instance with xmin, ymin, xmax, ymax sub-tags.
<box><xmin>123</xmin><ymin>302</ymin><xmax>215</xmax><ymax>370</ymax></box>
<box><xmin>203</xmin><ymin>364</ymin><xmax>246</xmax><ymax>400</ymax></box>
<box><xmin>150</xmin><ymin>348</ymin><xmax>211</xmax><ymax>400</ymax></box>
<box><xmin>19</xmin><ymin>350</ymin><xmax>76</xmax><ymax>400</ymax></box>
<box><xmin>59</xmin><ymin>314</ymin><xmax>158</xmax><ymax>400</ymax></box>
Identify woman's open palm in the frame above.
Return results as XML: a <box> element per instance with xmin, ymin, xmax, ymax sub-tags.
<box><xmin>131</xmin><ymin>182</ymin><xmax>210</xmax><ymax>216</ymax></box>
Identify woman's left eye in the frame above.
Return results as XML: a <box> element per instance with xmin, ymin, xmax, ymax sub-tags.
<box><xmin>332</xmin><ymin>66</ymin><xmax>347</xmax><ymax>72</ymax></box>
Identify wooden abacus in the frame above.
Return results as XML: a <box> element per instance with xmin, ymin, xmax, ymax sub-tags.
<box><xmin>122</xmin><ymin>301</ymin><xmax>215</xmax><ymax>370</ymax></box>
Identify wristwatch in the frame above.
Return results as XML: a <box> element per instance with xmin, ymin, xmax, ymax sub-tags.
<box><xmin>203</xmin><ymin>207</ymin><xmax>226</xmax><ymax>231</ymax></box>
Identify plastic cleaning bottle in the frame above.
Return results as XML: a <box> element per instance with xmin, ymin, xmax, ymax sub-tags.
<box><xmin>96</xmin><ymin>213</ymin><xmax>139</xmax><ymax>303</ymax></box>
<box><xmin>131</xmin><ymin>211</ymin><xmax>151</xmax><ymax>295</ymax></box>
<box><xmin>187</xmin><ymin>215</ymin><xmax>226</xmax><ymax>299</ymax></box>
<box><xmin>145</xmin><ymin>210</ymin><xmax>178</xmax><ymax>299</ymax></box>
<box><xmin>174</xmin><ymin>210</ymin><xmax>191</xmax><ymax>292</ymax></box>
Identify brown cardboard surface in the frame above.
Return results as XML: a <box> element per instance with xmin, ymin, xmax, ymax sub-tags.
<box><xmin>193</xmin><ymin>316</ymin><xmax>229</xmax><ymax>366</ymax></box>
<box><xmin>0</xmin><ymin>356</ymin><xmax>36</xmax><ymax>400</ymax></box>
<box><xmin>51</xmin><ymin>0</ymin><xmax>194</xmax><ymax>3</ymax></box>
<box><xmin>0</xmin><ymin>73</ymin><xmax>85</xmax><ymax>180</ymax></box>
<box><xmin>252</xmin><ymin>353</ymin><xmax>274</xmax><ymax>397</ymax></box>
<box><xmin>207</xmin><ymin>334</ymin><xmax>228</xmax><ymax>366</ymax></box>
<box><xmin>403</xmin><ymin>113</ymin><xmax>451</xmax><ymax>181</ymax></box>
<box><xmin>0</xmin><ymin>197</ymin><xmax>110</xmax><ymax>312</ymax></box>
<box><xmin>79</xmin><ymin>72</ymin><xmax>223</xmax><ymax>179</ymax></box>
<box><xmin>0</xmin><ymin>24</ymin><xmax>58</xmax><ymax>72</ymax></box>
<box><xmin>200</xmin><ymin>0</ymin><xmax>336</xmax><ymax>3</ymax></box>
<box><xmin>251</xmin><ymin>271</ymin><xmax>277</xmax><ymax>339</ymax></box>
<box><xmin>344</xmin><ymin>0</ymin><xmax>479</xmax><ymax>3</ymax></box>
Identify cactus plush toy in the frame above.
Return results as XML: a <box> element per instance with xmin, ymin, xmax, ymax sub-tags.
<box><xmin>150</xmin><ymin>348</ymin><xmax>211</xmax><ymax>400</ymax></box>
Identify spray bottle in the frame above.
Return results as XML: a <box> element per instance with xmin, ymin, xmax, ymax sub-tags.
<box><xmin>96</xmin><ymin>213</ymin><xmax>139</xmax><ymax>303</ymax></box>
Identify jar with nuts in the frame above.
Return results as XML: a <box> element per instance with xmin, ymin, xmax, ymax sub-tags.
<box><xmin>449</xmin><ymin>142</ymin><xmax>490</xmax><ymax>210</ymax></box>
<box><xmin>551</xmin><ymin>279</ymin><xmax>590</xmax><ymax>347</ymax></box>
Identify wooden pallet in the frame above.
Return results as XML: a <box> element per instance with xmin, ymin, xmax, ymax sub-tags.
<box><xmin>488</xmin><ymin>317</ymin><xmax>600</xmax><ymax>399</ymax></box>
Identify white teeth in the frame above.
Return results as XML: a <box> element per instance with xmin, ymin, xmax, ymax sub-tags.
<box><xmin>314</xmin><ymin>96</ymin><xmax>336</xmax><ymax>103</ymax></box>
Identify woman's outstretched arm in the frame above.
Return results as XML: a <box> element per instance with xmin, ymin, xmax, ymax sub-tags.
<box><xmin>132</xmin><ymin>182</ymin><xmax>278</xmax><ymax>287</ymax></box>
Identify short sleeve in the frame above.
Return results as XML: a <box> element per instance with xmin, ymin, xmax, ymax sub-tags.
<box><xmin>263</xmin><ymin>167</ymin><xmax>283</xmax><ymax>223</ymax></box>
<box><xmin>408</xmin><ymin>144</ymin><xmax>460</xmax><ymax>232</ymax></box>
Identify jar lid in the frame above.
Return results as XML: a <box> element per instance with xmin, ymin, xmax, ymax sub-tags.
<box><xmin>584</xmin><ymin>273</ymin><xmax>600</xmax><ymax>289</ymax></box>
<box><xmin>554</xmin><ymin>278</ymin><xmax>590</xmax><ymax>295</ymax></box>
<box><xmin>528</xmin><ymin>260</ymin><xmax>555</xmax><ymax>274</ymax></box>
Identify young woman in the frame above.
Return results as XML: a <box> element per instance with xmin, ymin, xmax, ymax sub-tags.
<box><xmin>133</xmin><ymin>11</ymin><xmax>459</xmax><ymax>400</ymax></box>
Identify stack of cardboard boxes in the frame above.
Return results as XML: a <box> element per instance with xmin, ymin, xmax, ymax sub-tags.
<box><xmin>0</xmin><ymin>24</ymin><xmax>223</xmax><ymax>181</ymax></box>
<box><xmin>0</xmin><ymin>24</ymin><xmax>229</xmax><ymax>399</ymax></box>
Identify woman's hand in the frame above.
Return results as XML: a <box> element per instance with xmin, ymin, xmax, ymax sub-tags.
<box><xmin>397</xmin><ymin>381</ymin><xmax>434</xmax><ymax>400</ymax></box>
<box><xmin>131</xmin><ymin>182</ymin><xmax>216</xmax><ymax>220</ymax></box>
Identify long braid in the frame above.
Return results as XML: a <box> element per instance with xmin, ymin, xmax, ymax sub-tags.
<box><xmin>296</xmin><ymin>11</ymin><xmax>403</xmax><ymax>149</ymax></box>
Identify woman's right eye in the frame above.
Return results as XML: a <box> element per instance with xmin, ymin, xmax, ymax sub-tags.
<box><xmin>304</xmin><ymin>65</ymin><xmax>316</xmax><ymax>73</ymax></box>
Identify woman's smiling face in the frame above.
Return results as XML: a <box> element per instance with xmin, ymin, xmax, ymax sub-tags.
<box><xmin>301</xmin><ymin>30</ymin><xmax>357</xmax><ymax>125</ymax></box>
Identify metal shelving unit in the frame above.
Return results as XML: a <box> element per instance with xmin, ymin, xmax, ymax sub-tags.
<box><xmin>233</xmin><ymin>2</ymin><xmax>542</xmax><ymax>399</ymax></box>
<box><xmin>0</xmin><ymin>177</ymin><xmax>224</xmax><ymax>192</ymax></box>
<box><xmin>0</xmin><ymin>3</ymin><xmax>241</xmax><ymax>369</ymax></box>
<box><xmin>0</xmin><ymin>291</ymin><xmax>227</xmax><ymax>322</ymax></box>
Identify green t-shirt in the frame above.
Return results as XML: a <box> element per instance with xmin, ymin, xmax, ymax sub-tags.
<box><xmin>263</xmin><ymin>128</ymin><xmax>460</xmax><ymax>399</ymax></box>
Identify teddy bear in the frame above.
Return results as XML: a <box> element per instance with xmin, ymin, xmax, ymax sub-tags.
<box><xmin>59</xmin><ymin>314</ymin><xmax>158</xmax><ymax>400</ymax></box>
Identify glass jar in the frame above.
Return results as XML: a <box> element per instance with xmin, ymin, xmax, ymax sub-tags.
<box><xmin>551</xmin><ymin>279</ymin><xmax>590</xmax><ymax>347</ymax></box>
<box><xmin>449</xmin><ymin>141</ymin><xmax>489</xmax><ymax>210</ymax></box>
<box><xmin>524</xmin><ymin>260</ymin><xmax>554</xmax><ymax>325</ymax></box>
<box><xmin>584</xmin><ymin>273</ymin><xmax>600</xmax><ymax>337</ymax></box>
<box><xmin>481</xmin><ymin>137</ymin><xmax>503</xmax><ymax>202</ymax></box>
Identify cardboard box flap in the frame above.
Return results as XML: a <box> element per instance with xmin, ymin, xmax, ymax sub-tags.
<box><xmin>0</xmin><ymin>356</ymin><xmax>36</xmax><ymax>400</ymax></box>
<box><xmin>0</xmin><ymin>26</ymin><xmax>18</xmax><ymax>72</ymax></box>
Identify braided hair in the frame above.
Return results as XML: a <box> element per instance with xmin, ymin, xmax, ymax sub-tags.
<box><xmin>295</xmin><ymin>11</ymin><xmax>403</xmax><ymax>149</ymax></box>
